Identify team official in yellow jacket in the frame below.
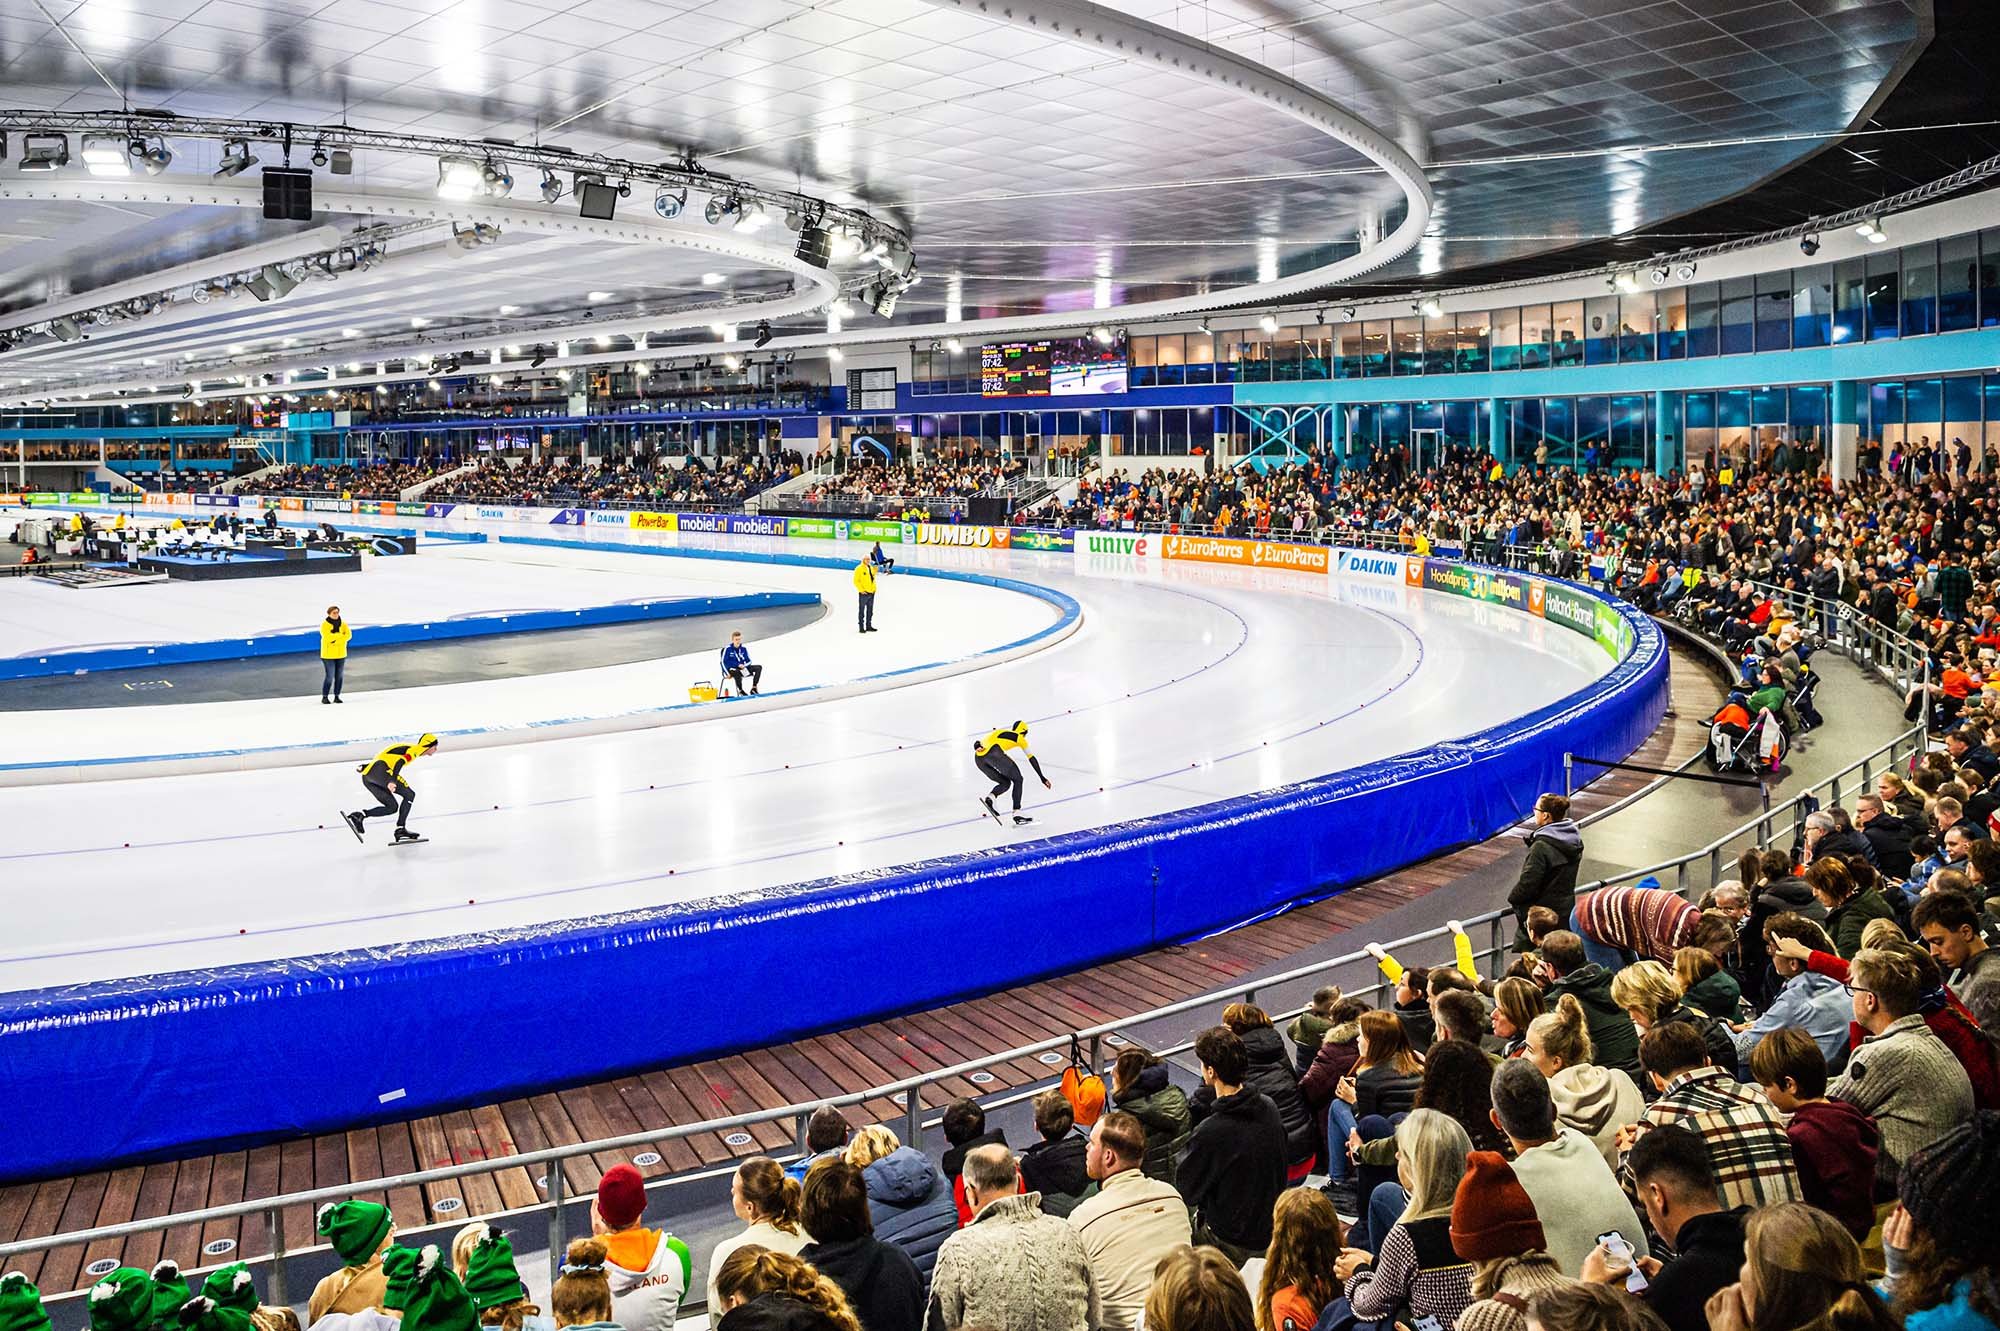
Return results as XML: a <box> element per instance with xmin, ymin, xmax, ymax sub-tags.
<box><xmin>344</xmin><ymin>734</ymin><xmax>438</xmax><ymax>843</ymax></box>
<box><xmin>973</xmin><ymin>721</ymin><xmax>1052</xmax><ymax>826</ymax></box>
<box><xmin>853</xmin><ymin>559</ymin><xmax>878</xmax><ymax>633</ymax></box>
<box><xmin>320</xmin><ymin>604</ymin><xmax>352</xmax><ymax>705</ymax></box>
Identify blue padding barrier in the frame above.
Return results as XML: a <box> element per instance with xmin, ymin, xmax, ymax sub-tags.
<box><xmin>0</xmin><ymin>563</ymin><xmax>1664</xmax><ymax>1181</ymax></box>
<box><xmin>0</xmin><ymin>592</ymin><xmax>820</xmax><ymax>681</ymax></box>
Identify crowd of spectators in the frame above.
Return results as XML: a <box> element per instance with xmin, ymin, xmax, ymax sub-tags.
<box><xmin>796</xmin><ymin>446</ymin><xmax>1025</xmax><ymax>512</ymax></box>
<box><xmin>424</xmin><ymin>451</ymin><xmax>804</xmax><ymax>508</ymax></box>
<box><xmin>236</xmin><ymin>460</ymin><xmax>456</xmax><ymax>498</ymax></box>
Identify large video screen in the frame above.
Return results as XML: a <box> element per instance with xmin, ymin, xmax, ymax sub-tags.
<box><xmin>981</xmin><ymin>334</ymin><xmax>1126</xmax><ymax>396</ymax></box>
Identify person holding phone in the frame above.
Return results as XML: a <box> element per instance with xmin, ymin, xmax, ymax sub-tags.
<box><xmin>1581</xmin><ymin>1125</ymin><xmax>1745</xmax><ymax>1331</ymax></box>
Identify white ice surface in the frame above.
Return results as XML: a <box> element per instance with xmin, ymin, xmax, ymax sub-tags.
<box><xmin>0</xmin><ymin>543</ymin><xmax>1063</xmax><ymax>769</ymax></box>
<box><xmin>0</xmin><ymin>532</ymin><xmax>1611</xmax><ymax>995</ymax></box>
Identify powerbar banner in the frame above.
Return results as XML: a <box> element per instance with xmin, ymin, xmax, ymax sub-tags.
<box><xmin>1420</xmin><ymin>559</ymin><xmax>1527</xmax><ymax>611</ymax></box>
<box><xmin>1009</xmin><ymin>528</ymin><xmax>1074</xmax><ymax>552</ymax></box>
<box><xmin>901</xmin><ymin>523</ymin><xmax>1012</xmax><ymax>548</ymax></box>
<box><xmin>630</xmin><ymin>511</ymin><xmax>678</xmax><ymax>532</ymax></box>
<box><xmin>1162</xmin><ymin>533</ymin><xmax>1330</xmax><ymax>573</ymax></box>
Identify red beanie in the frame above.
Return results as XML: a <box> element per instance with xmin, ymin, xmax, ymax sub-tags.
<box><xmin>1449</xmin><ymin>1151</ymin><xmax>1545</xmax><ymax>1262</ymax></box>
<box><xmin>596</xmin><ymin>1164</ymin><xmax>647</xmax><ymax>1229</ymax></box>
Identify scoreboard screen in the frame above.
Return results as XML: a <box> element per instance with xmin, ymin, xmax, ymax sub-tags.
<box><xmin>981</xmin><ymin>335</ymin><xmax>1126</xmax><ymax>396</ymax></box>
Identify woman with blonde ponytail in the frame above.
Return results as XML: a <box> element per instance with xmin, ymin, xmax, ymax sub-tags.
<box><xmin>707</xmin><ymin>1158</ymin><xmax>810</xmax><ymax>1314</ymax></box>
<box><xmin>712</xmin><ymin>1247</ymin><xmax>864</xmax><ymax>1331</ymax></box>
<box><xmin>1525</xmin><ymin>994</ymin><xmax>1643</xmax><ymax>1168</ymax></box>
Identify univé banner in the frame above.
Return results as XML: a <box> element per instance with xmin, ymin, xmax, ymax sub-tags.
<box><xmin>1161</xmin><ymin>533</ymin><xmax>1330</xmax><ymax>574</ymax></box>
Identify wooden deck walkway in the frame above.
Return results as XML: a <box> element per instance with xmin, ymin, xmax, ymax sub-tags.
<box><xmin>0</xmin><ymin>643</ymin><xmax>1725</xmax><ymax>1292</ymax></box>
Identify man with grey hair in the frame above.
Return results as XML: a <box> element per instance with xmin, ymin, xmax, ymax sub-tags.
<box><xmin>1489</xmin><ymin>1060</ymin><xmax>1648</xmax><ymax>1276</ymax></box>
<box><xmin>925</xmin><ymin>1143</ymin><xmax>1101</xmax><ymax>1331</ymax></box>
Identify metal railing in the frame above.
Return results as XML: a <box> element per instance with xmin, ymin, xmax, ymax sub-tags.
<box><xmin>0</xmin><ymin>536</ymin><xmax>1940</xmax><ymax>1302</ymax></box>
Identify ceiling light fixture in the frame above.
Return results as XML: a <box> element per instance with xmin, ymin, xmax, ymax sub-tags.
<box><xmin>701</xmin><ymin>272</ymin><xmax>724</xmax><ymax>286</ymax></box>
<box><xmin>214</xmin><ymin>138</ymin><xmax>257</xmax><ymax>178</ymax></box>
<box><xmin>1613</xmin><ymin>271</ymin><xmax>1642</xmax><ymax>294</ymax></box>
<box><xmin>1799</xmin><ymin>234</ymin><xmax>1821</xmax><ymax>256</ymax></box>
<box><xmin>651</xmin><ymin>185</ymin><xmax>685</xmax><ymax>219</ymax></box>
<box><xmin>827</xmin><ymin>347</ymin><xmax>844</xmax><ymax>363</ymax></box>
<box><xmin>1258</xmin><ymin>313</ymin><xmax>1280</xmax><ymax>333</ymax></box>
<box><xmin>754</xmin><ymin>320</ymin><xmax>773</xmax><ymax>348</ymax></box>
<box><xmin>1091</xmin><ymin>326</ymin><xmax>1114</xmax><ymax>345</ymax></box>
<box><xmin>946</xmin><ymin>338</ymin><xmax>963</xmax><ymax>354</ymax></box>
<box><xmin>19</xmin><ymin>133</ymin><xmax>69</xmax><ymax>172</ymax></box>
<box><xmin>705</xmin><ymin>192</ymin><xmax>739</xmax><ymax>226</ymax></box>
<box><xmin>1649</xmin><ymin>267</ymin><xmax>1670</xmax><ymax>286</ymax></box>
<box><xmin>1673</xmin><ymin>262</ymin><xmax>1698</xmax><ymax>281</ymax></box>
<box><xmin>1856</xmin><ymin>218</ymin><xmax>1888</xmax><ymax>244</ymax></box>
<box><xmin>1417</xmin><ymin>298</ymin><xmax>1444</xmax><ymax>318</ymax></box>
<box><xmin>539</xmin><ymin>169</ymin><xmax>563</xmax><ymax>203</ymax></box>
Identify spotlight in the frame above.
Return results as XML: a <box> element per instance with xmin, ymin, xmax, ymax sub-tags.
<box><xmin>946</xmin><ymin>338</ymin><xmax>963</xmax><ymax>354</ymax></box>
<box><xmin>81</xmin><ymin>135</ymin><xmax>129</xmax><ymax>176</ymax></box>
<box><xmin>1649</xmin><ymin>267</ymin><xmax>1670</xmax><ymax>286</ymax></box>
<box><xmin>49</xmin><ymin>317</ymin><xmax>81</xmax><ymax>342</ymax></box>
<box><xmin>827</xmin><ymin>347</ymin><xmax>844</xmax><ymax>363</ymax></box>
<box><xmin>243</xmin><ymin>264</ymin><xmax>299</xmax><ymax>302</ymax></box>
<box><xmin>19</xmin><ymin>133</ymin><xmax>69</xmax><ymax>172</ymax></box>
<box><xmin>754</xmin><ymin>320</ymin><xmax>773</xmax><ymax>348</ymax></box>
<box><xmin>437</xmin><ymin>155</ymin><xmax>494</xmax><ymax>200</ymax></box>
<box><xmin>539</xmin><ymin>170</ymin><xmax>563</xmax><ymax>203</ymax></box>
<box><xmin>1613</xmin><ymin>271</ymin><xmax>1642</xmax><ymax>294</ymax></box>
<box><xmin>1799</xmin><ymin>234</ymin><xmax>1821</xmax><ymax>257</ymax></box>
<box><xmin>1417</xmin><ymin>299</ymin><xmax>1443</xmax><ymax>318</ymax></box>
<box><xmin>721</xmin><ymin>355</ymin><xmax>738</xmax><ymax>371</ymax></box>
<box><xmin>1258</xmin><ymin>313</ymin><xmax>1280</xmax><ymax>334</ymax></box>
<box><xmin>132</xmin><ymin>138</ymin><xmax>173</xmax><ymax>176</ymax></box>
<box><xmin>1091</xmin><ymin>326</ymin><xmax>1114</xmax><ymax>345</ymax></box>
<box><xmin>1341</xmin><ymin>306</ymin><xmax>1356</xmax><ymax>319</ymax></box>
<box><xmin>829</xmin><ymin>228</ymin><xmax>864</xmax><ymax>261</ymax></box>
<box><xmin>1673</xmin><ymin>262</ymin><xmax>1697</xmax><ymax>281</ymax></box>
<box><xmin>735</xmin><ymin>203</ymin><xmax>769</xmax><ymax>232</ymax></box>
<box><xmin>214</xmin><ymin>138</ymin><xmax>257</xmax><ymax>178</ymax></box>
<box><xmin>311</xmin><ymin>146</ymin><xmax>328</xmax><ymax>167</ymax></box>
<box><xmin>531</xmin><ymin>347</ymin><xmax>549</xmax><ymax>368</ymax></box>
<box><xmin>452</xmin><ymin>222</ymin><xmax>501</xmax><ymax>249</ymax></box>
<box><xmin>1856</xmin><ymin>218</ymin><xmax>1888</xmax><ymax>244</ymax></box>
<box><xmin>705</xmin><ymin>192</ymin><xmax>740</xmax><ymax>225</ymax></box>
<box><xmin>867</xmin><ymin>281</ymin><xmax>899</xmax><ymax>318</ymax></box>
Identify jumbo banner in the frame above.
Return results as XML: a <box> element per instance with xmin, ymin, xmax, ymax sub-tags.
<box><xmin>1161</xmin><ymin>533</ymin><xmax>1330</xmax><ymax>574</ymax></box>
<box><xmin>1332</xmin><ymin>548</ymin><xmax>1410</xmax><ymax>582</ymax></box>
<box><xmin>902</xmin><ymin>523</ymin><xmax>1011</xmax><ymax>548</ymax></box>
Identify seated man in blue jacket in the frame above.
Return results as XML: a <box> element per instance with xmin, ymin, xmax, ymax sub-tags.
<box><xmin>721</xmin><ymin>630</ymin><xmax>762</xmax><ymax>697</ymax></box>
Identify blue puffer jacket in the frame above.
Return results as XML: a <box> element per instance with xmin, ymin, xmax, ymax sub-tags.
<box><xmin>861</xmin><ymin>1146</ymin><xmax>957</xmax><ymax>1278</ymax></box>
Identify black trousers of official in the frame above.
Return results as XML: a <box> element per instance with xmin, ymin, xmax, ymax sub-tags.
<box><xmin>858</xmin><ymin>592</ymin><xmax>875</xmax><ymax>631</ymax></box>
<box><xmin>361</xmin><ymin>775</ymin><xmax>414</xmax><ymax>828</ymax></box>
<box><xmin>727</xmin><ymin>664</ymin><xmax>763</xmax><ymax>695</ymax></box>
<box><xmin>976</xmin><ymin>749</ymin><xmax>1024</xmax><ymax>810</ymax></box>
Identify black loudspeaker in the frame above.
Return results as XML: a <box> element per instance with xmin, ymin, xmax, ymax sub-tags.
<box><xmin>262</xmin><ymin>167</ymin><xmax>314</xmax><ymax>220</ymax></box>
<box><xmin>794</xmin><ymin>222</ymin><xmax>831</xmax><ymax>269</ymax></box>
<box><xmin>577</xmin><ymin>181</ymin><xmax>619</xmax><ymax>220</ymax></box>
<box><xmin>968</xmin><ymin>496</ymin><xmax>1011</xmax><ymax>525</ymax></box>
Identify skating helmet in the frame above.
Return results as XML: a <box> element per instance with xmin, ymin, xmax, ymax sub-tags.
<box><xmin>418</xmin><ymin>732</ymin><xmax>441</xmax><ymax>752</ymax></box>
<box><xmin>1013</xmin><ymin>720</ymin><xmax>1028</xmax><ymax>736</ymax></box>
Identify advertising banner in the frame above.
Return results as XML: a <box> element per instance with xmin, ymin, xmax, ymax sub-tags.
<box><xmin>548</xmin><ymin>509</ymin><xmax>587</xmax><ymax>526</ymax></box>
<box><xmin>25</xmin><ymin>492</ymin><xmax>59</xmax><ymax>505</ymax></box>
<box><xmin>424</xmin><ymin>503</ymin><xmax>458</xmax><ymax>519</ymax></box>
<box><xmin>1008</xmin><ymin>527</ymin><xmax>1074</xmax><ymax>552</ymax></box>
<box><xmin>902</xmin><ymin>522</ymin><xmax>1011</xmax><ymax>548</ymax></box>
<box><xmin>630</xmin><ymin>511</ymin><xmax>678</xmax><ymax>532</ymax></box>
<box><xmin>306</xmin><ymin>498</ymin><xmax>354</xmax><ymax>513</ymax></box>
<box><xmin>193</xmin><ymin>494</ymin><xmax>238</xmax><ymax>508</ymax></box>
<box><xmin>676</xmin><ymin>512</ymin><xmax>729</xmax><ymax>533</ymax></box>
<box><xmin>1076</xmin><ymin>532</ymin><xmax>1151</xmax><ymax>558</ymax></box>
<box><xmin>1161</xmin><ymin>533</ymin><xmax>1330</xmax><ymax>574</ymax></box>
<box><xmin>788</xmin><ymin>517</ymin><xmax>837</xmax><ymax>540</ymax></box>
<box><xmin>472</xmin><ymin>506</ymin><xmax>508</xmax><ymax>520</ymax></box>
<box><xmin>0</xmin><ymin>494</ymin><xmax>20</xmax><ymax>505</ymax></box>
<box><xmin>848</xmin><ymin>520</ymin><xmax>902</xmax><ymax>543</ymax></box>
<box><xmin>725</xmin><ymin>514</ymin><xmax>788</xmax><ymax>537</ymax></box>
<box><xmin>1594</xmin><ymin>601</ymin><xmax>1636</xmax><ymax>660</ymax></box>
<box><xmin>1538</xmin><ymin>582</ymin><xmax>1599</xmax><ymax>640</ymax></box>
<box><xmin>1332</xmin><ymin>548</ymin><xmax>1409</xmax><ymax>582</ymax></box>
<box><xmin>280</xmin><ymin>497</ymin><xmax>304</xmax><ymax>511</ymax></box>
<box><xmin>107</xmin><ymin>492</ymin><xmax>143</xmax><ymax>504</ymax></box>
<box><xmin>395</xmin><ymin>503</ymin><xmax>429</xmax><ymax>516</ymax></box>
<box><xmin>586</xmin><ymin>510</ymin><xmax>631</xmax><ymax>527</ymax></box>
<box><xmin>1420</xmin><ymin>560</ymin><xmax>1528</xmax><ymax>612</ymax></box>
<box><xmin>65</xmin><ymin>491</ymin><xmax>100</xmax><ymax>504</ymax></box>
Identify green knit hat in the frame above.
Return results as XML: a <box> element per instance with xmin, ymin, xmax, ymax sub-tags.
<box><xmin>380</xmin><ymin>1246</ymin><xmax>419</xmax><ymax>1313</ymax></box>
<box><xmin>87</xmin><ymin>1269</ymin><xmax>154</xmax><ymax>1331</ymax></box>
<box><xmin>0</xmin><ymin>1272</ymin><xmax>52</xmax><ymax>1331</ymax></box>
<box><xmin>198</xmin><ymin>1266</ymin><xmax>257</xmax><ymax>1315</ymax></box>
<box><xmin>400</xmin><ymin>1246</ymin><xmax>478</xmax><ymax>1331</ymax></box>
<box><xmin>148</xmin><ymin>1261</ymin><xmax>192</xmax><ymax>1327</ymax></box>
<box><xmin>173</xmin><ymin>1297</ymin><xmax>253</xmax><ymax>1331</ymax></box>
<box><xmin>462</xmin><ymin>1229</ymin><xmax>527</xmax><ymax>1313</ymax></box>
<box><xmin>317</xmin><ymin>1200</ymin><xmax>393</xmax><ymax>1267</ymax></box>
